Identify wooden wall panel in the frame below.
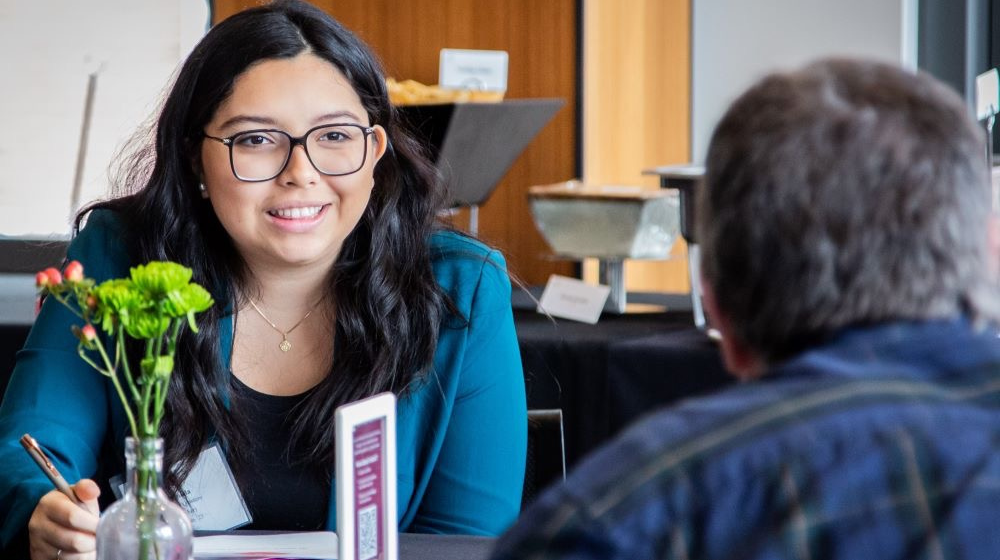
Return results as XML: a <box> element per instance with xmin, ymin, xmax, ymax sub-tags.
<box><xmin>213</xmin><ymin>0</ymin><xmax>577</xmax><ymax>285</ymax></box>
<box><xmin>582</xmin><ymin>0</ymin><xmax>691</xmax><ymax>293</ymax></box>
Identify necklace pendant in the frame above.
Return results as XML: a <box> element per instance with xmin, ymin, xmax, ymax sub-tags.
<box><xmin>279</xmin><ymin>339</ymin><xmax>292</xmax><ymax>352</ymax></box>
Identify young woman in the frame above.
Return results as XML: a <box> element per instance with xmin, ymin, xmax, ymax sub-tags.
<box><xmin>0</xmin><ymin>2</ymin><xmax>526</xmax><ymax>558</ymax></box>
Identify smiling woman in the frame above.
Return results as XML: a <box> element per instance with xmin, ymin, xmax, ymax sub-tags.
<box><xmin>0</xmin><ymin>1</ymin><xmax>527</xmax><ymax>557</ymax></box>
<box><xmin>199</xmin><ymin>53</ymin><xmax>387</xmax><ymax>273</ymax></box>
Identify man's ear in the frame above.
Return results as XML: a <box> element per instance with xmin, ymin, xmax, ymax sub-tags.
<box><xmin>701</xmin><ymin>277</ymin><xmax>763</xmax><ymax>380</ymax></box>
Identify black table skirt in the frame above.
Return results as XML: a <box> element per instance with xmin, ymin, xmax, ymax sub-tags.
<box><xmin>515</xmin><ymin>308</ymin><xmax>732</xmax><ymax>467</ymax></box>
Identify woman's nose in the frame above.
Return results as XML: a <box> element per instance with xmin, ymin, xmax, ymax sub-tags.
<box><xmin>278</xmin><ymin>144</ymin><xmax>319</xmax><ymax>187</ymax></box>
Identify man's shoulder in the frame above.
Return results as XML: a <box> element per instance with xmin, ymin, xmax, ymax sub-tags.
<box><xmin>584</xmin><ymin>352</ymin><xmax>1000</xmax><ymax>497</ymax></box>
<box><xmin>498</xmin><ymin>363</ymin><xmax>1000</xmax><ymax>559</ymax></box>
<box><xmin>556</xmin><ymin>377</ymin><xmax>828</xmax><ymax>497</ymax></box>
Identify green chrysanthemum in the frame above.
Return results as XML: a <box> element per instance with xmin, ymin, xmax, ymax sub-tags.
<box><xmin>130</xmin><ymin>261</ymin><xmax>193</xmax><ymax>298</ymax></box>
<box><xmin>92</xmin><ymin>279</ymin><xmax>145</xmax><ymax>335</ymax></box>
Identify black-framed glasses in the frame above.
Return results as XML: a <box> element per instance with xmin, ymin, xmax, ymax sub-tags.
<box><xmin>204</xmin><ymin>123</ymin><xmax>376</xmax><ymax>182</ymax></box>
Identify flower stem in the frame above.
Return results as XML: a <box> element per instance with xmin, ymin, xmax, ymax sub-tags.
<box><xmin>51</xmin><ymin>292</ymin><xmax>85</xmax><ymax>320</ymax></box>
<box><xmin>134</xmin><ymin>439</ymin><xmax>159</xmax><ymax>560</ymax></box>
<box><xmin>119</xmin><ymin>325</ymin><xmax>142</xmax><ymax>405</ymax></box>
<box><xmin>89</xmin><ymin>335</ymin><xmax>139</xmax><ymax>439</ymax></box>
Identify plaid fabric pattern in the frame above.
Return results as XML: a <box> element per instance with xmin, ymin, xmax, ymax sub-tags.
<box><xmin>491</xmin><ymin>319</ymin><xmax>1000</xmax><ymax>560</ymax></box>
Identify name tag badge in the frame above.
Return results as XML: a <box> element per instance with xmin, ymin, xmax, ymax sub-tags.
<box><xmin>111</xmin><ymin>442</ymin><xmax>251</xmax><ymax>530</ymax></box>
<box><xmin>537</xmin><ymin>274</ymin><xmax>611</xmax><ymax>324</ymax></box>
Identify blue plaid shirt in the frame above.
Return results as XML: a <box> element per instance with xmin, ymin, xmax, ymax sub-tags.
<box><xmin>492</xmin><ymin>319</ymin><xmax>1000</xmax><ymax>560</ymax></box>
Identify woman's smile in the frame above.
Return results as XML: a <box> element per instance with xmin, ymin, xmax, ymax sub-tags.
<box><xmin>265</xmin><ymin>202</ymin><xmax>332</xmax><ymax>233</ymax></box>
<box><xmin>267</xmin><ymin>205</ymin><xmax>326</xmax><ymax>219</ymax></box>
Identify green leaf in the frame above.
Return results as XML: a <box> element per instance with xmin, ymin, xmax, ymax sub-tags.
<box><xmin>140</xmin><ymin>355</ymin><xmax>174</xmax><ymax>380</ymax></box>
<box><xmin>186</xmin><ymin>310</ymin><xmax>200</xmax><ymax>333</ymax></box>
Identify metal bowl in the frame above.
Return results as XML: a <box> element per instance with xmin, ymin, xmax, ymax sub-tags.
<box><xmin>528</xmin><ymin>181</ymin><xmax>681</xmax><ymax>259</ymax></box>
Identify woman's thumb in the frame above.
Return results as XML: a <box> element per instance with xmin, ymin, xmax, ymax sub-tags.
<box><xmin>73</xmin><ymin>478</ymin><xmax>101</xmax><ymax>515</ymax></box>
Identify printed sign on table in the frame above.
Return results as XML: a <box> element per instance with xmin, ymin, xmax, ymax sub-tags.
<box><xmin>336</xmin><ymin>392</ymin><xmax>397</xmax><ymax>560</ymax></box>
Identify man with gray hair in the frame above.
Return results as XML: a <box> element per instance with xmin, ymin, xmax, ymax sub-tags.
<box><xmin>491</xmin><ymin>58</ymin><xmax>1000</xmax><ymax>559</ymax></box>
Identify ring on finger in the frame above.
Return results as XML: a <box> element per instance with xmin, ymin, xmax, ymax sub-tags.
<box><xmin>56</xmin><ymin>550</ymin><xmax>62</xmax><ymax>560</ymax></box>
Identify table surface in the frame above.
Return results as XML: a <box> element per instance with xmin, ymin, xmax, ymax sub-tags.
<box><xmin>191</xmin><ymin>532</ymin><xmax>494</xmax><ymax>560</ymax></box>
<box><xmin>398</xmin><ymin>533</ymin><xmax>494</xmax><ymax>560</ymax></box>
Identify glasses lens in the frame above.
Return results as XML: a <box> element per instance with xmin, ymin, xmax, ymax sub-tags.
<box><xmin>230</xmin><ymin>130</ymin><xmax>291</xmax><ymax>181</ymax></box>
<box><xmin>306</xmin><ymin>125</ymin><xmax>368</xmax><ymax>176</ymax></box>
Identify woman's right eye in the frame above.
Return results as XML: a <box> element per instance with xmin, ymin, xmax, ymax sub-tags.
<box><xmin>235</xmin><ymin>133</ymin><xmax>275</xmax><ymax>146</ymax></box>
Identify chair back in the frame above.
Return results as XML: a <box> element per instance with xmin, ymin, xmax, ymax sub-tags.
<box><xmin>522</xmin><ymin>408</ymin><xmax>567</xmax><ymax>509</ymax></box>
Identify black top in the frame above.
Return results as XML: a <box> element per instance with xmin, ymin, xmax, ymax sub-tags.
<box><xmin>230</xmin><ymin>376</ymin><xmax>330</xmax><ymax>530</ymax></box>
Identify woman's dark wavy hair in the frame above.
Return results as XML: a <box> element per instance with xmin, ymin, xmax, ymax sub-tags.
<box><xmin>80</xmin><ymin>0</ymin><xmax>448</xmax><ymax>494</ymax></box>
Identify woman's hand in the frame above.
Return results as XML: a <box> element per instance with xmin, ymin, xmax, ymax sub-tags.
<box><xmin>28</xmin><ymin>479</ymin><xmax>100</xmax><ymax>560</ymax></box>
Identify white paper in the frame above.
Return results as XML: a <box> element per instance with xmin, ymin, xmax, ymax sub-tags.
<box><xmin>537</xmin><ymin>275</ymin><xmax>611</xmax><ymax>324</ymax></box>
<box><xmin>193</xmin><ymin>531</ymin><xmax>338</xmax><ymax>559</ymax></box>
<box><xmin>439</xmin><ymin>48</ymin><xmax>508</xmax><ymax>91</ymax></box>
<box><xmin>976</xmin><ymin>68</ymin><xmax>999</xmax><ymax>121</ymax></box>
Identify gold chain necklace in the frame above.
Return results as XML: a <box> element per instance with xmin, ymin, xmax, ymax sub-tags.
<box><xmin>246</xmin><ymin>298</ymin><xmax>315</xmax><ymax>352</ymax></box>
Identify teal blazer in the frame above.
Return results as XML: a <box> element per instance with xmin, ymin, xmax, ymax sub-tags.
<box><xmin>0</xmin><ymin>210</ymin><xmax>527</xmax><ymax>545</ymax></box>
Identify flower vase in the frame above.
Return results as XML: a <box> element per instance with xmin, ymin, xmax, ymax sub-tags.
<box><xmin>96</xmin><ymin>438</ymin><xmax>193</xmax><ymax>560</ymax></box>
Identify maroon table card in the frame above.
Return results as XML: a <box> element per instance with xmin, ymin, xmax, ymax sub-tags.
<box><xmin>336</xmin><ymin>392</ymin><xmax>398</xmax><ymax>560</ymax></box>
<box><xmin>352</xmin><ymin>418</ymin><xmax>385</xmax><ymax>560</ymax></box>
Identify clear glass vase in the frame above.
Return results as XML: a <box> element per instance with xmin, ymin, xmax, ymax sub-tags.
<box><xmin>96</xmin><ymin>437</ymin><xmax>193</xmax><ymax>560</ymax></box>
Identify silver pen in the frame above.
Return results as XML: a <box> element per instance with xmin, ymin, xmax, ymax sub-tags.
<box><xmin>20</xmin><ymin>433</ymin><xmax>87</xmax><ymax>509</ymax></box>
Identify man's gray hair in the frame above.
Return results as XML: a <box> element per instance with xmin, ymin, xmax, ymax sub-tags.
<box><xmin>698</xmin><ymin>58</ymin><xmax>1000</xmax><ymax>364</ymax></box>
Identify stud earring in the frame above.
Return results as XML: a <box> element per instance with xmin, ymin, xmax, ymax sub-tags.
<box><xmin>199</xmin><ymin>183</ymin><xmax>209</xmax><ymax>199</ymax></box>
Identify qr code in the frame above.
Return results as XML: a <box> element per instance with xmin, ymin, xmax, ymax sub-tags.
<box><xmin>358</xmin><ymin>505</ymin><xmax>378</xmax><ymax>560</ymax></box>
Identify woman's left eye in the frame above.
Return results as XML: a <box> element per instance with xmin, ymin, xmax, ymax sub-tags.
<box><xmin>320</xmin><ymin>131</ymin><xmax>348</xmax><ymax>142</ymax></box>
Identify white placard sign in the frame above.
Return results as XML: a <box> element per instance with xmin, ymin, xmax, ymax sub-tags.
<box><xmin>439</xmin><ymin>48</ymin><xmax>509</xmax><ymax>91</ymax></box>
<box><xmin>976</xmin><ymin>68</ymin><xmax>999</xmax><ymax>121</ymax></box>
<box><xmin>336</xmin><ymin>392</ymin><xmax>397</xmax><ymax>560</ymax></box>
<box><xmin>537</xmin><ymin>274</ymin><xmax>611</xmax><ymax>324</ymax></box>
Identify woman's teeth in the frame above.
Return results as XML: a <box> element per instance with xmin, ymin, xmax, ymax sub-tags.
<box><xmin>270</xmin><ymin>206</ymin><xmax>322</xmax><ymax>219</ymax></box>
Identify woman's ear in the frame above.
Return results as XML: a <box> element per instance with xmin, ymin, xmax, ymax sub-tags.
<box><xmin>701</xmin><ymin>277</ymin><xmax>763</xmax><ymax>380</ymax></box>
<box><xmin>371</xmin><ymin>125</ymin><xmax>389</xmax><ymax>164</ymax></box>
<box><xmin>190</xmin><ymin>151</ymin><xmax>209</xmax><ymax>199</ymax></box>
